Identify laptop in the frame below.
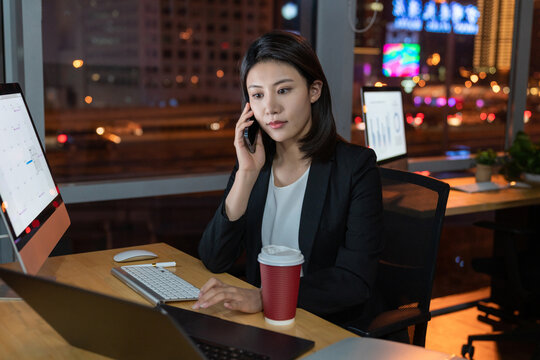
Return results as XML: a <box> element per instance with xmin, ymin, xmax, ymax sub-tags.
<box><xmin>0</xmin><ymin>267</ymin><xmax>314</xmax><ymax>359</ymax></box>
<box><xmin>360</xmin><ymin>86</ymin><xmax>409</xmax><ymax>170</ymax></box>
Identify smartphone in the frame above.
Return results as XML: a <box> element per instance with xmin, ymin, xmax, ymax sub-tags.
<box><xmin>243</xmin><ymin>104</ymin><xmax>259</xmax><ymax>153</ymax></box>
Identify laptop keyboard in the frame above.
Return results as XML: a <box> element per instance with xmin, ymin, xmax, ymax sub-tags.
<box><xmin>112</xmin><ymin>265</ymin><xmax>200</xmax><ymax>305</ymax></box>
<box><xmin>158</xmin><ymin>303</ymin><xmax>315</xmax><ymax>360</ymax></box>
<box><xmin>193</xmin><ymin>336</ymin><xmax>270</xmax><ymax>360</ymax></box>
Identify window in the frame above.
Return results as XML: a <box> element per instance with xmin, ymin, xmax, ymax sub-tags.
<box><xmin>5</xmin><ymin>1</ymin><xmax>312</xmax><ymax>203</ymax></box>
<box><xmin>351</xmin><ymin>0</ymin><xmax>516</xmax><ymax>157</ymax></box>
<box><xmin>41</xmin><ymin>0</ymin><xmax>286</xmax><ymax>183</ymax></box>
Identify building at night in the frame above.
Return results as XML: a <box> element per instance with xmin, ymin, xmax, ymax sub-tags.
<box><xmin>43</xmin><ymin>0</ymin><xmax>273</xmax><ymax>109</ymax></box>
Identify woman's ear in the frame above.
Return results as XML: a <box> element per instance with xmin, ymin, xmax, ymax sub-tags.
<box><xmin>309</xmin><ymin>80</ymin><xmax>323</xmax><ymax>103</ymax></box>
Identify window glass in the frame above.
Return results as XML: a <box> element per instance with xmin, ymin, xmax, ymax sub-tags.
<box><xmin>42</xmin><ymin>0</ymin><xmax>305</xmax><ymax>183</ymax></box>
<box><xmin>525</xmin><ymin>0</ymin><xmax>540</xmax><ymax>142</ymax></box>
<box><xmin>351</xmin><ymin>0</ymin><xmax>514</xmax><ymax>158</ymax></box>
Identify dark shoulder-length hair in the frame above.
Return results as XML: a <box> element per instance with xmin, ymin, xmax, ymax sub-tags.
<box><xmin>240</xmin><ymin>30</ymin><xmax>337</xmax><ymax>161</ymax></box>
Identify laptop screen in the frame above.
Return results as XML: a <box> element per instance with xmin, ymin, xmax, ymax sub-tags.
<box><xmin>360</xmin><ymin>87</ymin><xmax>407</xmax><ymax>164</ymax></box>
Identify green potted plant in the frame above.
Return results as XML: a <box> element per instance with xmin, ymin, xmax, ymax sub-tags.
<box><xmin>501</xmin><ymin>131</ymin><xmax>540</xmax><ymax>184</ymax></box>
<box><xmin>475</xmin><ymin>148</ymin><xmax>497</xmax><ymax>182</ymax></box>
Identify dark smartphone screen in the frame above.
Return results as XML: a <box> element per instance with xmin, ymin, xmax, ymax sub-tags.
<box><xmin>242</xmin><ymin>98</ymin><xmax>259</xmax><ymax>153</ymax></box>
<box><xmin>244</xmin><ymin>117</ymin><xmax>259</xmax><ymax>153</ymax></box>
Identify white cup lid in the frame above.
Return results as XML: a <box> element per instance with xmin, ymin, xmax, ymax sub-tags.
<box><xmin>258</xmin><ymin>245</ymin><xmax>304</xmax><ymax>266</ymax></box>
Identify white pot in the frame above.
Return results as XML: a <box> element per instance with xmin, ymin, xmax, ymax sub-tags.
<box><xmin>475</xmin><ymin>164</ymin><xmax>493</xmax><ymax>183</ymax></box>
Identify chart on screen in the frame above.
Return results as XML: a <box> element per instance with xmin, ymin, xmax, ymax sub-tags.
<box><xmin>0</xmin><ymin>93</ymin><xmax>58</xmax><ymax>238</ymax></box>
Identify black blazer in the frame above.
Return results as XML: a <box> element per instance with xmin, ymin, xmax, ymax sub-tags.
<box><xmin>199</xmin><ymin>140</ymin><xmax>383</xmax><ymax>322</ymax></box>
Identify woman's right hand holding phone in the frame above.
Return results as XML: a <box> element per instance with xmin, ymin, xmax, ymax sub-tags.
<box><xmin>234</xmin><ymin>102</ymin><xmax>265</xmax><ymax>172</ymax></box>
<box><xmin>225</xmin><ymin>103</ymin><xmax>265</xmax><ymax>221</ymax></box>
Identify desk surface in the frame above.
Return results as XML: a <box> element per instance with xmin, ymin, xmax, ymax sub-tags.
<box><xmin>444</xmin><ymin>175</ymin><xmax>540</xmax><ymax>216</ymax></box>
<box><xmin>0</xmin><ymin>243</ymin><xmax>355</xmax><ymax>359</ymax></box>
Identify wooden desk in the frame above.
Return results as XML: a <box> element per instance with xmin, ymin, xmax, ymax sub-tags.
<box><xmin>443</xmin><ymin>175</ymin><xmax>540</xmax><ymax>216</ymax></box>
<box><xmin>0</xmin><ymin>243</ymin><xmax>355</xmax><ymax>359</ymax></box>
<box><xmin>381</xmin><ymin>174</ymin><xmax>540</xmax><ymax>218</ymax></box>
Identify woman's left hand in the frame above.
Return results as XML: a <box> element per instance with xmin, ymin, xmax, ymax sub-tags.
<box><xmin>192</xmin><ymin>277</ymin><xmax>262</xmax><ymax>313</ymax></box>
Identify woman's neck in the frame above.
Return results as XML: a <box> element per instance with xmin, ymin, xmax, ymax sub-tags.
<box><xmin>274</xmin><ymin>141</ymin><xmax>308</xmax><ymax>165</ymax></box>
<box><xmin>272</xmin><ymin>142</ymin><xmax>311</xmax><ymax>187</ymax></box>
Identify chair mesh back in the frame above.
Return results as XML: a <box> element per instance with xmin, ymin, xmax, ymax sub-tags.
<box><xmin>376</xmin><ymin>168</ymin><xmax>449</xmax><ymax>313</ymax></box>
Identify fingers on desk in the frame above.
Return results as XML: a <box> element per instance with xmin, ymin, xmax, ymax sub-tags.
<box><xmin>192</xmin><ymin>277</ymin><xmax>262</xmax><ymax>313</ymax></box>
<box><xmin>198</xmin><ymin>277</ymin><xmax>225</xmax><ymax>295</ymax></box>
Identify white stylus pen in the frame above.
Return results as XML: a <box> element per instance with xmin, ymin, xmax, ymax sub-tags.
<box><xmin>123</xmin><ymin>261</ymin><xmax>176</xmax><ymax>268</ymax></box>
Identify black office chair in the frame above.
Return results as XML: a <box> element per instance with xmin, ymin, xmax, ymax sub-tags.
<box><xmin>461</xmin><ymin>206</ymin><xmax>540</xmax><ymax>359</ymax></box>
<box><xmin>347</xmin><ymin>167</ymin><xmax>450</xmax><ymax>347</ymax></box>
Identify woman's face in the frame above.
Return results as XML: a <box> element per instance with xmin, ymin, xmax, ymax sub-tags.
<box><xmin>245</xmin><ymin>61</ymin><xmax>322</xmax><ymax>148</ymax></box>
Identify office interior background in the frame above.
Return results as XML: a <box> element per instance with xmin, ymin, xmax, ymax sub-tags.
<box><xmin>1</xmin><ymin>0</ymin><xmax>539</xmax><ymax>311</ymax></box>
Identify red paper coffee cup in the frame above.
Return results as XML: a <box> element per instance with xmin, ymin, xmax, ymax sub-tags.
<box><xmin>258</xmin><ymin>245</ymin><xmax>304</xmax><ymax>325</ymax></box>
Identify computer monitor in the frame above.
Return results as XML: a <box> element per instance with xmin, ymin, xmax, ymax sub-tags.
<box><xmin>0</xmin><ymin>83</ymin><xmax>70</xmax><ymax>276</ymax></box>
<box><xmin>360</xmin><ymin>86</ymin><xmax>408</xmax><ymax>169</ymax></box>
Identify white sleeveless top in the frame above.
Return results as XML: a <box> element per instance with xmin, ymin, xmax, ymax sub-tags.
<box><xmin>261</xmin><ymin>166</ymin><xmax>310</xmax><ymax>250</ymax></box>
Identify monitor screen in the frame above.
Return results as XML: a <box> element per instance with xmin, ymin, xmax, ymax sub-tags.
<box><xmin>0</xmin><ymin>83</ymin><xmax>70</xmax><ymax>275</ymax></box>
<box><xmin>361</xmin><ymin>87</ymin><xmax>407</xmax><ymax>164</ymax></box>
<box><xmin>382</xmin><ymin>43</ymin><xmax>420</xmax><ymax>78</ymax></box>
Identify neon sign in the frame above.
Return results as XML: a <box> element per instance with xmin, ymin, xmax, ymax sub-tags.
<box><xmin>383</xmin><ymin>43</ymin><xmax>420</xmax><ymax>77</ymax></box>
<box><xmin>392</xmin><ymin>0</ymin><xmax>480</xmax><ymax>35</ymax></box>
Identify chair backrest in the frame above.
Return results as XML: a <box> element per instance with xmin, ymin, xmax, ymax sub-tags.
<box><xmin>376</xmin><ymin>167</ymin><xmax>450</xmax><ymax>315</ymax></box>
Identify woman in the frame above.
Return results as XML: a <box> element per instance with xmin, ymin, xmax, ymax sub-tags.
<box><xmin>194</xmin><ymin>31</ymin><xmax>383</xmax><ymax>326</ymax></box>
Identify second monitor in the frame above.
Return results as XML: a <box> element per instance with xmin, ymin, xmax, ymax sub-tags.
<box><xmin>360</xmin><ymin>86</ymin><xmax>408</xmax><ymax>168</ymax></box>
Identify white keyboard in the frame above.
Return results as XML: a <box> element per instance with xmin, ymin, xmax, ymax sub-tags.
<box><xmin>451</xmin><ymin>181</ymin><xmax>509</xmax><ymax>193</ymax></box>
<box><xmin>111</xmin><ymin>265</ymin><xmax>200</xmax><ymax>305</ymax></box>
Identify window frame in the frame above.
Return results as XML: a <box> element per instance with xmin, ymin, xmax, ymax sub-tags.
<box><xmin>3</xmin><ymin>0</ymin><xmax>44</xmax><ymax>141</ymax></box>
<box><xmin>0</xmin><ymin>0</ymin><xmax>4</xmax><ymax>83</ymax></box>
<box><xmin>505</xmin><ymin>0</ymin><xmax>534</xmax><ymax>148</ymax></box>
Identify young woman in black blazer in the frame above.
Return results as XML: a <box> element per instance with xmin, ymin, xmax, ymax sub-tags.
<box><xmin>194</xmin><ymin>31</ymin><xmax>383</xmax><ymax>326</ymax></box>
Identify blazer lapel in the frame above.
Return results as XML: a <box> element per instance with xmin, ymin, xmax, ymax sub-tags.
<box><xmin>299</xmin><ymin>158</ymin><xmax>332</xmax><ymax>271</ymax></box>
<box><xmin>247</xmin><ymin>160</ymin><xmax>271</xmax><ymax>258</ymax></box>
